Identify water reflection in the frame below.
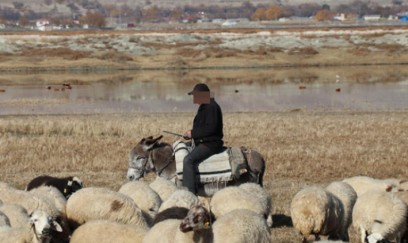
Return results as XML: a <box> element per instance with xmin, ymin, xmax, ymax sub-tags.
<box><xmin>0</xmin><ymin>67</ymin><xmax>407</xmax><ymax>115</ymax></box>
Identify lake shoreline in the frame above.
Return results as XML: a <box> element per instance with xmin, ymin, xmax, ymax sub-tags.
<box><xmin>1</xmin><ymin>26</ymin><xmax>408</xmax><ymax>75</ymax></box>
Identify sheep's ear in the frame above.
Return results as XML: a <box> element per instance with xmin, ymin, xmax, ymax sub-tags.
<box><xmin>73</xmin><ymin>176</ymin><xmax>83</xmax><ymax>186</ymax></box>
<box><xmin>52</xmin><ymin>221</ymin><xmax>63</xmax><ymax>232</ymax></box>
<box><xmin>28</xmin><ymin>216</ymin><xmax>34</xmax><ymax>226</ymax></box>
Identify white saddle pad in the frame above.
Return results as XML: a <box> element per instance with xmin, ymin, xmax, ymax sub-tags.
<box><xmin>173</xmin><ymin>141</ymin><xmax>232</xmax><ymax>183</ymax></box>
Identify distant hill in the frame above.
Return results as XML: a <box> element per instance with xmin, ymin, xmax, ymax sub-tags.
<box><xmin>0</xmin><ymin>0</ymin><xmax>398</xmax><ymax>9</ymax></box>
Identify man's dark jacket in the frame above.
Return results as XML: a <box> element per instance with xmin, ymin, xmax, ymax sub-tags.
<box><xmin>191</xmin><ymin>98</ymin><xmax>223</xmax><ymax>152</ymax></box>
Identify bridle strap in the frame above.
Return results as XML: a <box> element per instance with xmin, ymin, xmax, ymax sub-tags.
<box><xmin>156</xmin><ymin>156</ymin><xmax>174</xmax><ymax>176</ymax></box>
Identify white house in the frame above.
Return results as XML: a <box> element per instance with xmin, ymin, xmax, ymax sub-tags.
<box><xmin>333</xmin><ymin>13</ymin><xmax>346</xmax><ymax>21</ymax></box>
<box><xmin>36</xmin><ymin>18</ymin><xmax>50</xmax><ymax>31</ymax></box>
<box><xmin>363</xmin><ymin>15</ymin><xmax>381</xmax><ymax>21</ymax></box>
<box><xmin>222</xmin><ymin>19</ymin><xmax>237</xmax><ymax>26</ymax></box>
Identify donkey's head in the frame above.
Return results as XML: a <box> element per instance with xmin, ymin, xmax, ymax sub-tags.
<box><xmin>127</xmin><ymin>135</ymin><xmax>163</xmax><ymax>181</ymax></box>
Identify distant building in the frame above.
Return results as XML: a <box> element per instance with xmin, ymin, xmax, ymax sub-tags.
<box><xmin>36</xmin><ymin>18</ymin><xmax>50</xmax><ymax>30</ymax></box>
<box><xmin>398</xmin><ymin>12</ymin><xmax>408</xmax><ymax>22</ymax></box>
<box><xmin>333</xmin><ymin>13</ymin><xmax>346</xmax><ymax>21</ymax></box>
<box><xmin>363</xmin><ymin>15</ymin><xmax>381</xmax><ymax>21</ymax></box>
<box><xmin>222</xmin><ymin>19</ymin><xmax>237</xmax><ymax>26</ymax></box>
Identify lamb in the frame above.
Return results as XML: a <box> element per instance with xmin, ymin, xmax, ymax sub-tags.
<box><xmin>118</xmin><ymin>181</ymin><xmax>162</xmax><ymax>226</ymax></box>
<box><xmin>149</xmin><ymin>176</ymin><xmax>178</xmax><ymax>201</ymax></box>
<box><xmin>178</xmin><ymin>205</ymin><xmax>271</xmax><ymax>243</ymax></box>
<box><xmin>66</xmin><ymin>187</ymin><xmax>149</xmax><ymax>230</ymax></box>
<box><xmin>26</xmin><ymin>175</ymin><xmax>83</xmax><ymax>199</ymax></box>
<box><xmin>342</xmin><ymin>176</ymin><xmax>399</xmax><ymax>196</ymax></box>
<box><xmin>0</xmin><ymin>209</ymin><xmax>62</xmax><ymax>243</ymax></box>
<box><xmin>70</xmin><ymin>220</ymin><xmax>147</xmax><ymax>243</ymax></box>
<box><xmin>158</xmin><ymin>189</ymin><xmax>200</xmax><ymax>213</ymax></box>
<box><xmin>290</xmin><ymin>186</ymin><xmax>345</xmax><ymax>242</ymax></box>
<box><xmin>352</xmin><ymin>190</ymin><xmax>407</xmax><ymax>243</ymax></box>
<box><xmin>209</xmin><ymin>186</ymin><xmax>267</xmax><ymax>222</ymax></box>
<box><xmin>325</xmin><ymin>181</ymin><xmax>357</xmax><ymax>241</ymax></box>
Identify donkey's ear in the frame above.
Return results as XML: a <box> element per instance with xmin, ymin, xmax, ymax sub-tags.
<box><xmin>139</xmin><ymin>138</ymin><xmax>146</xmax><ymax>144</ymax></box>
<box><xmin>143</xmin><ymin>135</ymin><xmax>163</xmax><ymax>151</ymax></box>
<box><xmin>153</xmin><ymin>135</ymin><xmax>163</xmax><ymax>142</ymax></box>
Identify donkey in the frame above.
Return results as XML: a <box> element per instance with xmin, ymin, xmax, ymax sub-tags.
<box><xmin>127</xmin><ymin>135</ymin><xmax>266</xmax><ymax>196</ymax></box>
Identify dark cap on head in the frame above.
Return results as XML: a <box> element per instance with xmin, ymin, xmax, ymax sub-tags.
<box><xmin>188</xmin><ymin>83</ymin><xmax>210</xmax><ymax>95</ymax></box>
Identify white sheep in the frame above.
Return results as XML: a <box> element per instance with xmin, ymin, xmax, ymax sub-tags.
<box><xmin>0</xmin><ymin>203</ymin><xmax>30</xmax><ymax>228</ymax></box>
<box><xmin>394</xmin><ymin>191</ymin><xmax>408</xmax><ymax>242</ymax></box>
<box><xmin>66</xmin><ymin>187</ymin><xmax>148</xmax><ymax>230</ymax></box>
<box><xmin>212</xmin><ymin>209</ymin><xmax>271</xmax><ymax>243</ymax></box>
<box><xmin>158</xmin><ymin>189</ymin><xmax>199</xmax><ymax>213</ymax></box>
<box><xmin>325</xmin><ymin>181</ymin><xmax>357</xmax><ymax>241</ymax></box>
<box><xmin>0</xmin><ymin>209</ymin><xmax>62</xmax><ymax>243</ymax></box>
<box><xmin>209</xmin><ymin>186</ymin><xmax>267</xmax><ymax>221</ymax></box>
<box><xmin>149</xmin><ymin>176</ymin><xmax>178</xmax><ymax>202</ymax></box>
<box><xmin>290</xmin><ymin>186</ymin><xmax>344</xmax><ymax>242</ymax></box>
<box><xmin>177</xmin><ymin>205</ymin><xmax>271</xmax><ymax>243</ymax></box>
<box><xmin>352</xmin><ymin>190</ymin><xmax>407</xmax><ymax>243</ymax></box>
<box><xmin>238</xmin><ymin>182</ymin><xmax>273</xmax><ymax>227</ymax></box>
<box><xmin>70</xmin><ymin>219</ymin><xmax>147</xmax><ymax>243</ymax></box>
<box><xmin>28</xmin><ymin>186</ymin><xmax>67</xmax><ymax>214</ymax></box>
<box><xmin>118</xmin><ymin>181</ymin><xmax>162</xmax><ymax>226</ymax></box>
<box><xmin>144</xmin><ymin>205</ymin><xmax>212</xmax><ymax>243</ymax></box>
<box><xmin>399</xmin><ymin>180</ymin><xmax>408</xmax><ymax>191</ymax></box>
<box><xmin>142</xmin><ymin>219</ymin><xmax>187</xmax><ymax>243</ymax></box>
<box><xmin>0</xmin><ymin>198</ymin><xmax>70</xmax><ymax>243</ymax></box>
<box><xmin>342</xmin><ymin>176</ymin><xmax>399</xmax><ymax>196</ymax></box>
<box><xmin>0</xmin><ymin>185</ymin><xmax>61</xmax><ymax>218</ymax></box>
<box><xmin>395</xmin><ymin>191</ymin><xmax>408</xmax><ymax>205</ymax></box>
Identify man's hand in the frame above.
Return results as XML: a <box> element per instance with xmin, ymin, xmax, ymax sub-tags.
<box><xmin>183</xmin><ymin>130</ymin><xmax>192</xmax><ymax>140</ymax></box>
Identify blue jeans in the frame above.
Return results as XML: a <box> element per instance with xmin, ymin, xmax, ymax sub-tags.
<box><xmin>182</xmin><ymin>144</ymin><xmax>214</xmax><ymax>194</ymax></box>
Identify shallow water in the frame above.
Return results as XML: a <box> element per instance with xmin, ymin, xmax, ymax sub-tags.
<box><xmin>0</xmin><ymin>68</ymin><xmax>407</xmax><ymax>115</ymax></box>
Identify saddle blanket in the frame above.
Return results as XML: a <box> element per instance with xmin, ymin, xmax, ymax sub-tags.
<box><xmin>173</xmin><ymin>140</ymin><xmax>247</xmax><ymax>183</ymax></box>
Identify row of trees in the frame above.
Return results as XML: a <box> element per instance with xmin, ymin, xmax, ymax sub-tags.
<box><xmin>1</xmin><ymin>0</ymin><xmax>408</xmax><ymax>28</ymax></box>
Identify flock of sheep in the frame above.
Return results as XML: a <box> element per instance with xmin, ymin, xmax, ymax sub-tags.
<box><xmin>1</xmin><ymin>174</ymin><xmax>408</xmax><ymax>243</ymax></box>
<box><xmin>291</xmin><ymin>176</ymin><xmax>408</xmax><ymax>243</ymax></box>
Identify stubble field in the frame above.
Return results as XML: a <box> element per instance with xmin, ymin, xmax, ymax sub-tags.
<box><xmin>1</xmin><ymin>111</ymin><xmax>407</xmax><ymax>242</ymax></box>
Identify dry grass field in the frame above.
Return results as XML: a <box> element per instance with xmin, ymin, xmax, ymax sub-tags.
<box><xmin>1</xmin><ymin>111</ymin><xmax>407</xmax><ymax>242</ymax></box>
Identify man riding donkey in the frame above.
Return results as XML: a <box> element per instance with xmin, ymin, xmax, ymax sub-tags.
<box><xmin>182</xmin><ymin>83</ymin><xmax>224</xmax><ymax>194</ymax></box>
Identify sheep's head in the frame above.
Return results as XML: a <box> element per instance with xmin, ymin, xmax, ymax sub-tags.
<box><xmin>179</xmin><ymin>205</ymin><xmax>211</xmax><ymax>233</ymax></box>
<box><xmin>64</xmin><ymin>176</ymin><xmax>83</xmax><ymax>199</ymax></box>
<box><xmin>29</xmin><ymin>210</ymin><xmax>62</xmax><ymax>242</ymax></box>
